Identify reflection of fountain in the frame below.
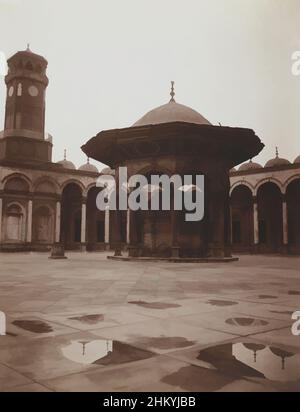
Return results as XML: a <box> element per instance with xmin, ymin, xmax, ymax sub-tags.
<box><xmin>226</xmin><ymin>317</ymin><xmax>268</xmax><ymax>327</ymax></box>
<box><xmin>233</xmin><ymin>342</ymin><xmax>300</xmax><ymax>382</ymax></box>
<box><xmin>242</xmin><ymin>343</ymin><xmax>266</xmax><ymax>362</ymax></box>
<box><xmin>62</xmin><ymin>339</ymin><xmax>113</xmax><ymax>365</ymax></box>
<box><xmin>269</xmin><ymin>347</ymin><xmax>295</xmax><ymax>370</ymax></box>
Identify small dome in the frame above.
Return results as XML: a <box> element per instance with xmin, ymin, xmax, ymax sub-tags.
<box><xmin>293</xmin><ymin>155</ymin><xmax>300</xmax><ymax>164</ymax></box>
<box><xmin>230</xmin><ymin>167</ymin><xmax>237</xmax><ymax>172</ymax></box>
<box><xmin>238</xmin><ymin>160</ymin><xmax>263</xmax><ymax>171</ymax></box>
<box><xmin>78</xmin><ymin>158</ymin><xmax>98</xmax><ymax>173</ymax></box>
<box><xmin>265</xmin><ymin>157</ymin><xmax>290</xmax><ymax>168</ymax></box>
<box><xmin>57</xmin><ymin>149</ymin><xmax>76</xmax><ymax>170</ymax></box>
<box><xmin>132</xmin><ymin>82</ymin><xmax>211</xmax><ymax>127</ymax></box>
<box><xmin>57</xmin><ymin>159</ymin><xmax>76</xmax><ymax>170</ymax></box>
<box><xmin>265</xmin><ymin>147</ymin><xmax>290</xmax><ymax>168</ymax></box>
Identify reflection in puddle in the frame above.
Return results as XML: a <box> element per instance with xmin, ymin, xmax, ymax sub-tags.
<box><xmin>128</xmin><ymin>301</ymin><xmax>181</xmax><ymax>309</ymax></box>
<box><xmin>225</xmin><ymin>317</ymin><xmax>268</xmax><ymax>327</ymax></box>
<box><xmin>207</xmin><ymin>299</ymin><xmax>238</xmax><ymax>307</ymax></box>
<box><xmin>258</xmin><ymin>295</ymin><xmax>278</xmax><ymax>299</ymax></box>
<box><xmin>93</xmin><ymin>341</ymin><xmax>154</xmax><ymax>365</ymax></box>
<box><xmin>12</xmin><ymin>320</ymin><xmax>53</xmax><ymax>333</ymax></box>
<box><xmin>61</xmin><ymin>339</ymin><xmax>154</xmax><ymax>365</ymax></box>
<box><xmin>62</xmin><ymin>339</ymin><xmax>113</xmax><ymax>364</ymax></box>
<box><xmin>132</xmin><ymin>336</ymin><xmax>196</xmax><ymax>350</ymax></box>
<box><xmin>270</xmin><ymin>310</ymin><xmax>293</xmax><ymax>315</ymax></box>
<box><xmin>69</xmin><ymin>314</ymin><xmax>104</xmax><ymax>324</ymax></box>
<box><xmin>198</xmin><ymin>342</ymin><xmax>300</xmax><ymax>382</ymax></box>
<box><xmin>6</xmin><ymin>331</ymin><xmax>18</xmax><ymax>337</ymax></box>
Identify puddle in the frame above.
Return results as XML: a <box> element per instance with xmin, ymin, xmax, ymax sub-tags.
<box><xmin>93</xmin><ymin>341</ymin><xmax>154</xmax><ymax>365</ymax></box>
<box><xmin>128</xmin><ymin>301</ymin><xmax>181</xmax><ymax>309</ymax></box>
<box><xmin>61</xmin><ymin>339</ymin><xmax>154</xmax><ymax>365</ymax></box>
<box><xmin>270</xmin><ymin>310</ymin><xmax>294</xmax><ymax>315</ymax></box>
<box><xmin>207</xmin><ymin>299</ymin><xmax>238</xmax><ymax>307</ymax></box>
<box><xmin>161</xmin><ymin>364</ymin><xmax>234</xmax><ymax>391</ymax></box>
<box><xmin>161</xmin><ymin>342</ymin><xmax>300</xmax><ymax>391</ymax></box>
<box><xmin>225</xmin><ymin>317</ymin><xmax>268</xmax><ymax>327</ymax></box>
<box><xmin>12</xmin><ymin>320</ymin><xmax>53</xmax><ymax>333</ymax></box>
<box><xmin>132</xmin><ymin>336</ymin><xmax>196</xmax><ymax>350</ymax></box>
<box><xmin>69</xmin><ymin>314</ymin><xmax>104</xmax><ymax>324</ymax></box>
<box><xmin>196</xmin><ymin>342</ymin><xmax>300</xmax><ymax>382</ymax></box>
<box><xmin>6</xmin><ymin>331</ymin><xmax>18</xmax><ymax>337</ymax></box>
<box><xmin>288</xmin><ymin>290</ymin><xmax>300</xmax><ymax>295</ymax></box>
<box><xmin>258</xmin><ymin>295</ymin><xmax>278</xmax><ymax>299</ymax></box>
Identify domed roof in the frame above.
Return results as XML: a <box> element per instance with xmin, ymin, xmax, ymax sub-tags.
<box><xmin>293</xmin><ymin>155</ymin><xmax>300</xmax><ymax>164</ymax></box>
<box><xmin>132</xmin><ymin>82</ymin><xmax>211</xmax><ymax>127</ymax></box>
<box><xmin>57</xmin><ymin>150</ymin><xmax>76</xmax><ymax>170</ymax></box>
<box><xmin>78</xmin><ymin>158</ymin><xmax>98</xmax><ymax>173</ymax></box>
<box><xmin>265</xmin><ymin>148</ymin><xmax>290</xmax><ymax>168</ymax></box>
<box><xmin>238</xmin><ymin>159</ymin><xmax>263</xmax><ymax>171</ymax></box>
<box><xmin>57</xmin><ymin>159</ymin><xmax>76</xmax><ymax>170</ymax></box>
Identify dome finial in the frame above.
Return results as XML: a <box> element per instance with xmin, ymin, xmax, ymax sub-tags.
<box><xmin>87</xmin><ymin>156</ymin><xmax>90</xmax><ymax>164</ymax></box>
<box><xmin>26</xmin><ymin>43</ymin><xmax>31</xmax><ymax>52</ymax></box>
<box><xmin>64</xmin><ymin>149</ymin><xmax>66</xmax><ymax>160</ymax></box>
<box><xmin>170</xmin><ymin>81</ymin><xmax>175</xmax><ymax>102</ymax></box>
<box><xmin>276</xmin><ymin>146</ymin><xmax>279</xmax><ymax>158</ymax></box>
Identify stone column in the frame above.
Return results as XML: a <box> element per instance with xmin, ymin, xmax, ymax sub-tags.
<box><xmin>126</xmin><ymin>208</ymin><xmax>130</xmax><ymax>244</ymax></box>
<box><xmin>55</xmin><ymin>201</ymin><xmax>61</xmax><ymax>243</ymax></box>
<box><xmin>171</xmin><ymin>208</ymin><xmax>180</xmax><ymax>257</ymax></box>
<box><xmin>81</xmin><ymin>201</ymin><xmax>87</xmax><ymax>249</ymax></box>
<box><xmin>105</xmin><ymin>206</ymin><xmax>110</xmax><ymax>246</ymax></box>
<box><xmin>0</xmin><ymin>197</ymin><xmax>2</xmax><ymax>242</ymax></box>
<box><xmin>26</xmin><ymin>199</ymin><xmax>32</xmax><ymax>243</ymax></box>
<box><xmin>112</xmin><ymin>209</ymin><xmax>122</xmax><ymax>256</ymax></box>
<box><xmin>282</xmin><ymin>199</ymin><xmax>288</xmax><ymax>246</ymax></box>
<box><xmin>253</xmin><ymin>199</ymin><xmax>259</xmax><ymax>245</ymax></box>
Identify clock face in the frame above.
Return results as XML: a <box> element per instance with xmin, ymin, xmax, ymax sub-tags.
<box><xmin>8</xmin><ymin>86</ymin><xmax>14</xmax><ymax>97</ymax></box>
<box><xmin>28</xmin><ymin>85</ymin><xmax>39</xmax><ymax>97</ymax></box>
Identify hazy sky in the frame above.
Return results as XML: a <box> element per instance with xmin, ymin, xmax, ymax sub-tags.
<box><xmin>0</xmin><ymin>0</ymin><xmax>299</xmax><ymax>170</ymax></box>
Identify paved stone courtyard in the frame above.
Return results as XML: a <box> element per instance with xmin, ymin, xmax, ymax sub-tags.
<box><xmin>0</xmin><ymin>252</ymin><xmax>300</xmax><ymax>392</ymax></box>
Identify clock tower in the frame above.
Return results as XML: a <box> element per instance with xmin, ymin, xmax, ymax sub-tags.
<box><xmin>0</xmin><ymin>46</ymin><xmax>52</xmax><ymax>163</ymax></box>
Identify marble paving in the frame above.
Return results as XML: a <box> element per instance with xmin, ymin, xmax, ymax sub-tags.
<box><xmin>0</xmin><ymin>252</ymin><xmax>300</xmax><ymax>392</ymax></box>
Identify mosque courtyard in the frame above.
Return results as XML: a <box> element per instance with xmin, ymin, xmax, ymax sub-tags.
<box><xmin>0</xmin><ymin>252</ymin><xmax>299</xmax><ymax>392</ymax></box>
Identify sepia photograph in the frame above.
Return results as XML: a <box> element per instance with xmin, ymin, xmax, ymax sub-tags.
<box><xmin>0</xmin><ymin>0</ymin><xmax>300</xmax><ymax>405</ymax></box>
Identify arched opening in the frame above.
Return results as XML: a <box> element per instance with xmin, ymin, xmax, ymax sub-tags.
<box><xmin>286</xmin><ymin>178</ymin><xmax>300</xmax><ymax>254</ymax></box>
<box><xmin>230</xmin><ymin>185</ymin><xmax>253</xmax><ymax>252</ymax></box>
<box><xmin>4</xmin><ymin>176</ymin><xmax>30</xmax><ymax>193</ymax></box>
<box><xmin>257</xmin><ymin>182</ymin><xmax>283</xmax><ymax>253</ymax></box>
<box><xmin>32</xmin><ymin>205</ymin><xmax>53</xmax><ymax>244</ymax></box>
<box><xmin>86</xmin><ymin>186</ymin><xmax>106</xmax><ymax>251</ymax></box>
<box><xmin>138</xmin><ymin>170</ymin><xmax>172</xmax><ymax>257</ymax></box>
<box><xmin>34</xmin><ymin>179</ymin><xmax>57</xmax><ymax>195</ymax></box>
<box><xmin>61</xmin><ymin>183</ymin><xmax>82</xmax><ymax>250</ymax></box>
<box><xmin>177</xmin><ymin>172</ymin><xmax>206</xmax><ymax>258</ymax></box>
<box><xmin>3</xmin><ymin>203</ymin><xmax>25</xmax><ymax>242</ymax></box>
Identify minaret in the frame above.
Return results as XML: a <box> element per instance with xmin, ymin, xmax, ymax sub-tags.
<box><xmin>1</xmin><ymin>46</ymin><xmax>52</xmax><ymax>162</ymax></box>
